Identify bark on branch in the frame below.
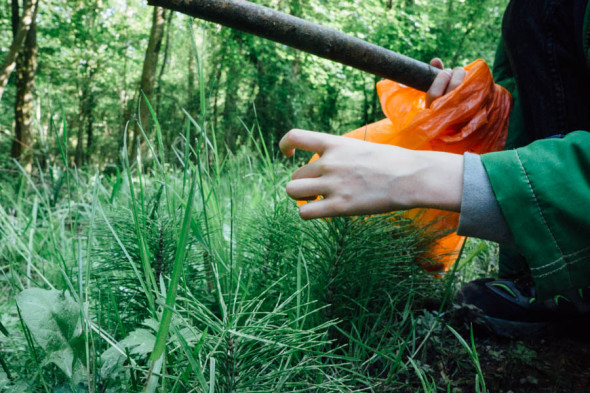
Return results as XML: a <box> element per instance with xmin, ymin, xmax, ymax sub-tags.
<box><xmin>147</xmin><ymin>0</ymin><xmax>439</xmax><ymax>92</ymax></box>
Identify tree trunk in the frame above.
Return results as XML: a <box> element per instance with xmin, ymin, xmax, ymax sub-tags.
<box><xmin>221</xmin><ymin>58</ymin><xmax>240</xmax><ymax>149</ymax></box>
<box><xmin>211</xmin><ymin>46</ymin><xmax>226</xmax><ymax>132</ymax></box>
<box><xmin>131</xmin><ymin>6</ymin><xmax>166</xmax><ymax>158</ymax></box>
<box><xmin>10</xmin><ymin>0</ymin><xmax>38</xmax><ymax>166</ymax></box>
<box><xmin>75</xmin><ymin>85</ymin><xmax>85</xmax><ymax>167</ymax></box>
<box><xmin>74</xmin><ymin>2</ymin><xmax>100</xmax><ymax>167</ymax></box>
<box><xmin>75</xmin><ymin>70</ymin><xmax>95</xmax><ymax>167</ymax></box>
<box><xmin>120</xmin><ymin>43</ymin><xmax>132</xmax><ymax>152</ymax></box>
<box><xmin>0</xmin><ymin>0</ymin><xmax>38</xmax><ymax>103</ymax></box>
<box><xmin>156</xmin><ymin>10</ymin><xmax>173</xmax><ymax>115</ymax></box>
<box><xmin>86</xmin><ymin>104</ymin><xmax>94</xmax><ymax>163</ymax></box>
<box><xmin>12</xmin><ymin>0</ymin><xmax>19</xmax><ymax>37</ymax></box>
<box><xmin>187</xmin><ymin>31</ymin><xmax>196</xmax><ymax>115</ymax></box>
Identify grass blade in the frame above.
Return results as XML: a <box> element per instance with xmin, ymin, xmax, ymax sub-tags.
<box><xmin>150</xmin><ymin>164</ymin><xmax>199</xmax><ymax>361</ymax></box>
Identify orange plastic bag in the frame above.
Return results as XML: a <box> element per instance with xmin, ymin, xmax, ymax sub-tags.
<box><xmin>308</xmin><ymin>59</ymin><xmax>512</xmax><ymax>271</ymax></box>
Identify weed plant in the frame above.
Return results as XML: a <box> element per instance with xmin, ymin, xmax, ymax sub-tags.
<box><xmin>0</xmin><ymin>116</ymin><xmax>493</xmax><ymax>392</ymax></box>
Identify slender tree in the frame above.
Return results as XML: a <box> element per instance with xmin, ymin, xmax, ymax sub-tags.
<box><xmin>131</xmin><ymin>6</ymin><xmax>166</xmax><ymax>157</ymax></box>
<box><xmin>76</xmin><ymin>63</ymin><xmax>96</xmax><ymax>166</ymax></box>
<box><xmin>156</xmin><ymin>10</ymin><xmax>173</xmax><ymax>115</ymax></box>
<box><xmin>10</xmin><ymin>0</ymin><xmax>38</xmax><ymax>165</ymax></box>
<box><xmin>74</xmin><ymin>1</ymin><xmax>102</xmax><ymax>166</ymax></box>
<box><xmin>210</xmin><ymin>45</ymin><xmax>225</xmax><ymax>132</ymax></box>
<box><xmin>0</xmin><ymin>0</ymin><xmax>38</xmax><ymax>103</ymax></box>
<box><xmin>187</xmin><ymin>27</ymin><xmax>197</xmax><ymax>116</ymax></box>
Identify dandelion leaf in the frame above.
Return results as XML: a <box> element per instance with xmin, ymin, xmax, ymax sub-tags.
<box><xmin>15</xmin><ymin>288</ymin><xmax>84</xmax><ymax>379</ymax></box>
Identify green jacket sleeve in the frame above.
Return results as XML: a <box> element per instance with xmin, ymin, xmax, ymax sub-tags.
<box><xmin>481</xmin><ymin>131</ymin><xmax>590</xmax><ymax>299</ymax></box>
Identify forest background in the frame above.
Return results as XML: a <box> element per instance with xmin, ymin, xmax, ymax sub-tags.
<box><xmin>10</xmin><ymin>1</ymin><xmax>589</xmax><ymax>392</ymax></box>
<box><xmin>0</xmin><ymin>0</ymin><xmax>506</xmax><ymax>167</ymax></box>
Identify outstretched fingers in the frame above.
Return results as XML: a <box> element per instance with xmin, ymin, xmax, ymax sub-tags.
<box><xmin>279</xmin><ymin>129</ymin><xmax>335</xmax><ymax>157</ymax></box>
<box><xmin>285</xmin><ymin>178</ymin><xmax>327</xmax><ymax>201</ymax></box>
<box><xmin>298</xmin><ymin>198</ymin><xmax>345</xmax><ymax>220</ymax></box>
<box><xmin>291</xmin><ymin>159</ymin><xmax>323</xmax><ymax>180</ymax></box>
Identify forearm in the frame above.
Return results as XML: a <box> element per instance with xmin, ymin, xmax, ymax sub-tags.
<box><xmin>396</xmin><ymin>150</ymin><xmax>516</xmax><ymax>246</ymax></box>
<box><xmin>409</xmin><ymin>150</ymin><xmax>463</xmax><ymax>212</ymax></box>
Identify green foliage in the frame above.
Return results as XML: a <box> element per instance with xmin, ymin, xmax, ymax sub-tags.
<box><xmin>448</xmin><ymin>325</ymin><xmax>487</xmax><ymax>393</ymax></box>
<box><xmin>16</xmin><ymin>288</ymin><xmax>86</xmax><ymax>382</ymax></box>
<box><xmin>92</xmin><ymin>203</ymin><xmax>210</xmax><ymax>334</ymax></box>
<box><xmin>0</xmin><ymin>2</ymin><xmax>514</xmax><ymax>390</ymax></box>
<box><xmin>100</xmin><ymin>328</ymin><xmax>155</xmax><ymax>378</ymax></box>
<box><xmin>0</xmin><ymin>123</ymin><xmax>494</xmax><ymax>391</ymax></box>
<box><xmin>0</xmin><ymin>0</ymin><xmax>507</xmax><ymax>165</ymax></box>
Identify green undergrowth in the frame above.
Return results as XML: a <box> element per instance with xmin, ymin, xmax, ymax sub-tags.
<box><xmin>0</xmin><ymin>115</ymin><xmax>496</xmax><ymax>392</ymax></box>
<box><xmin>0</xmin><ymin>31</ymin><xmax>497</xmax><ymax>392</ymax></box>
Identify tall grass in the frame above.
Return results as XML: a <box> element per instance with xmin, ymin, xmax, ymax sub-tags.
<box><xmin>0</xmin><ymin>27</ymin><xmax>496</xmax><ymax>393</ymax></box>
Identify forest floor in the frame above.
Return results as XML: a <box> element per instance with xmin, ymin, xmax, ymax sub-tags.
<box><xmin>442</xmin><ymin>300</ymin><xmax>590</xmax><ymax>393</ymax></box>
<box><xmin>429</xmin><ymin>239</ymin><xmax>590</xmax><ymax>393</ymax></box>
<box><xmin>467</xmin><ymin>330</ymin><xmax>590</xmax><ymax>393</ymax></box>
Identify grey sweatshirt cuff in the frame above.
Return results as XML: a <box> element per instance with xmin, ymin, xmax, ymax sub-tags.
<box><xmin>457</xmin><ymin>152</ymin><xmax>515</xmax><ymax>246</ymax></box>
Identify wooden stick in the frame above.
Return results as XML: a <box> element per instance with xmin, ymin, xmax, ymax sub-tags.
<box><xmin>147</xmin><ymin>0</ymin><xmax>440</xmax><ymax>92</ymax></box>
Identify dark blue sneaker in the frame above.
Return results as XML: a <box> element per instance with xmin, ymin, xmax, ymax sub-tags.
<box><xmin>456</xmin><ymin>278</ymin><xmax>590</xmax><ymax>338</ymax></box>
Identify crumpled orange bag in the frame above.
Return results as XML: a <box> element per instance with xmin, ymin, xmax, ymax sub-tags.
<box><xmin>308</xmin><ymin>59</ymin><xmax>512</xmax><ymax>272</ymax></box>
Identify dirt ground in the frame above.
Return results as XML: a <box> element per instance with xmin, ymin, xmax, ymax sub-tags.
<box><xmin>454</xmin><ymin>324</ymin><xmax>590</xmax><ymax>393</ymax></box>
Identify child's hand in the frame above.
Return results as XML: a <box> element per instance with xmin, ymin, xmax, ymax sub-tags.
<box><xmin>279</xmin><ymin>129</ymin><xmax>463</xmax><ymax>219</ymax></box>
<box><xmin>425</xmin><ymin>58</ymin><xmax>466</xmax><ymax>108</ymax></box>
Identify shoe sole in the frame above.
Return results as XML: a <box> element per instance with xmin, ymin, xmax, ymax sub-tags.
<box><xmin>460</xmin><ymin>305</ymin><xmax>551</xmax><ymax>339</ymax></box>
<box><xmin>478</xmin><ymin>315</ymin><xmax>550</xmax><ymax>339</ymax></box>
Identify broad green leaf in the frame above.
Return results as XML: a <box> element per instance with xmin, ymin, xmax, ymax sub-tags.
<box><xmin>100</xmin><ymin>328</ymin><xmax>156</xmax><ymax>377</ymax></box>
<box><xmin>16</xmin><ymin>288</ymin><xmax>84</xmax><ymax>379</ymax></box>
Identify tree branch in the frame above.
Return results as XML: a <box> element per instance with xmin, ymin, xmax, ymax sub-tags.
<box><xmin>147</xmin><ymin>0</ymin><xmax>439</xmax><ymax>92</ymax></box>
